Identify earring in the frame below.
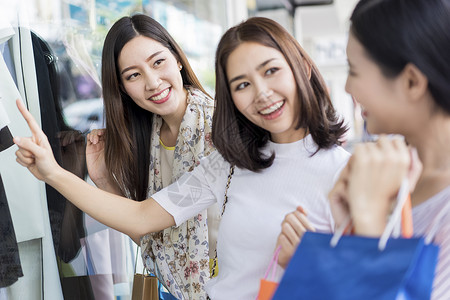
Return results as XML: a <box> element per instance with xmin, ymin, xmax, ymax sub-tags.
<box><xmin>179</xmin><ymin>64</ymin><xmax>182</xmax><ymax>71</ymax></box>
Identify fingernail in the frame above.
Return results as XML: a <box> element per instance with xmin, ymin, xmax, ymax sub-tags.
<box><xmin>297</xmin><ymin>206</ymin><xmax>307</xmax><ymax>216</ymax></box>
<box><xmin>13</xmin><ymin>137</ymin><xmax>20</xmax><ymax>144</ymax></box>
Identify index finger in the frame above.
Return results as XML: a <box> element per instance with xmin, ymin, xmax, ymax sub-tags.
<box><xmin>16</xmin><ymin>99</ymin><xmax>44</xmax><ymax>138</ymax></box>
<box><xmin>294</xmin><ymin>210</ymin><xmax>316</xmax><ymax>232</ymax></box>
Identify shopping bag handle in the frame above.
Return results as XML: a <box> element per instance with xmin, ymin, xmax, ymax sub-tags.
<box><xmin>378</xmin><ymin>178</ymin><xmax>410</xmax><ymax>250</ymax></box>
<box><xmin>263</xmin><ymin>245</ymin><xmax>282</xmax><ymax>281</ymax></box>
<box><xmin>331</xmin><ymin>178</ymin><xmax>411</xmax><ymax>251</ymax></box>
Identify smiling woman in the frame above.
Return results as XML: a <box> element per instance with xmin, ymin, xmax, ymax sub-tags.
<box><xmin>84</xmin><ymin>14</ymin><xmax>220</xmax><ymax>300</ymax></box>
<box><xmin>226</xmin><ymin>42</ymin><xmax>304</xmax><ymax>143</ymax></box>
<box><xmin>117</xmin><ymin>35</ymin><xmax>188</xmax><ymax>126</ymax></box>
<box><xmin>213</xmin><ymin>17</ymin><xmax>348</xmax><ymax>172</ymax></box>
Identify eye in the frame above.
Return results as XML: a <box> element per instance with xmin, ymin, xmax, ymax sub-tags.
<box><xmin>154</xmin><ymin>59</ymin><xmax>165</xmax><ymax>67</ymax></box>
<box><xmin>235</xmin><ymin>82</ymin><xmax>249</xmax><ymax>91</ymax></box>
<box><xmin>347</xmin><ymin>68</ymin><xmax>357</xmax><ymax>77</ymax></box>
<box><xmin>126</xmin><ymin>72</ymin><xmax>139</xmax><ymax>80</ymax></box>
<box><xmin>265</xmin><ymin>67</ymin><xmax>279</xmax><ymax>75</ymax></box>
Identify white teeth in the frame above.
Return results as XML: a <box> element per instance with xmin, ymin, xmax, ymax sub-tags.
<box><xmin>150</xmin><ymin>89</ymin><xmax>169</xmax><ymax>101</ymax></box>
<box><xmin>259</xmin><ymin>101</ymin><xmax>284</xmax><ymax>115</ymax></box>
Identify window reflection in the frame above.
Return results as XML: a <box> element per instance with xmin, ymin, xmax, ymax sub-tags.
<box><xmin>25</xmin><ymin>0</ymin><xmax>228</xmax><ymax>298</ymax></box>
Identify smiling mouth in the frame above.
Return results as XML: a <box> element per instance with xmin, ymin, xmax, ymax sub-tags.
<box><xmin>149</xmin><ymin>88</ymin><xmax>170</xmax><ymax>102</ymax></box>
<box><xmin>259</xmin><ymin>100</ymin><xmax>285</xmax><ymax>116</ymax></box>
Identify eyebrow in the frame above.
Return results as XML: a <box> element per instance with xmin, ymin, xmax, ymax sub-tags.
<box><xmin>120</xmin><ymin>50</ymin><xmax>164</xmax><ymax>75</ymax></box>
<box><xmin>228</xmin><ymin>58</ymin><xmax>277</xmax><ymax>85</ymax></box>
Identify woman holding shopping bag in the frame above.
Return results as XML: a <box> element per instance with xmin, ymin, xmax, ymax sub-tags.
<box><xmin>276</xmin><ymin>0</ymin><xmax>450</xmax><ymax>298</ymax></box>
<box><xmin>13</xmin><ymin>17</ymin><xmax>350</xmax><ymax>299</ymax></box>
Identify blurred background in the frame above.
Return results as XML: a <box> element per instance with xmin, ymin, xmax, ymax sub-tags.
<box><xmin>0</xmin><ymin>0</ymin><xmax>361</xmax><ymax>299</ymax></box>
<box><xmin>2</xmin><ymin>0</ymin><xmax>361</xmax><ymax>140</ymax></box>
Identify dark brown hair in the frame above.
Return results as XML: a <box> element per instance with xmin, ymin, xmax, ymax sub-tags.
<box><xmin>212</xmin><ymin>17</ymin><xmax>347</xmax><ymax>171</ymax></box>
<box><xmin>101</xmin><ymin>14</ymin><xmax>208</xmax><ymax>200</ymax></box>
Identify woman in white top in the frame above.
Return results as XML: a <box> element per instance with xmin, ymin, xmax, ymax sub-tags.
<box><xmin>14</xmin><ymin>17</ymin><xmax>350</xmax><ymax>299</ymax></box>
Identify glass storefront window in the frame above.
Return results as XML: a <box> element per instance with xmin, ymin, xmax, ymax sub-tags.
<box><xmin>4</xmin><ymin>0</ymin><xmax>229</xmax><ymax>298</ymax></box>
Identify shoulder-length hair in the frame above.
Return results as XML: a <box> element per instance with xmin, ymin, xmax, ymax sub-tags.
<box><xmin>212</xmin><ymin>17</ymin><xmax>347</xmax><ymax>171</ymax></box>
<box><xmin>101</xmin><ymin>14</ymin><xmax>208</xmax><ymax>200</ymax></box>
<box><xmin>350</xmin><ymin>0</ymin><xmax>450</xmax><ymax>114</ymax></box>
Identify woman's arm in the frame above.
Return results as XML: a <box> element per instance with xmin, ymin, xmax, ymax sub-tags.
<box><xmin>14</xmin><ymin>99</ymin><xmax>175</xmax><ymax>240</ymax></box>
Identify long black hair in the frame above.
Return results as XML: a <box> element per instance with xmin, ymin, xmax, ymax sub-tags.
<box><xmin>101</xmin><ymin>14</ymin><xmax>207</xmax><ymax>200</ymax></box>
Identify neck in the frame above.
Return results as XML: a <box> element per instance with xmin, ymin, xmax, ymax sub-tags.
<box><xmin>271</xmin><ymin>128</ymin><xmax>308</xmax><ymax>144</ymax></box>
<box><xmin>407</xmin><ymin>112</ymin><xmax>450</xmax><ymax>205</ymax></box>
<box><xmin>408</xmin><ymin>114</ymin><xmax>450</xmax><ymax>171</ymax></box>
<box><xmin>160</xmin><ymin>88</ymin><xmax>188</xmax><ymax>147</ymax></box>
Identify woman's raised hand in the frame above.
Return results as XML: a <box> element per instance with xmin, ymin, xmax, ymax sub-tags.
<box><xmin>13</xmin><ymin>99</ymin><xmax>62</xmax><ymax>182</ymax></box>
<box><xmin>329</xmin><ymin>136</ymin><xmax>412</xmax><ymax>237</ymax></box>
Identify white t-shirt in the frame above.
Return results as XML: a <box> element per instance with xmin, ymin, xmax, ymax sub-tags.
<box><xmin>158</xmin><ymin>138</ymin><xmax>220</xmax><ymax>259</ymax></box>
<box><xmin>413</xmin><ymin>185</ymin><xmax>450</xmax><ymax>300</ymax></box>
<box><xmin>152</xmin><ymin>135</ymin><xmax>350</xmax><ymax>300</ymax></box>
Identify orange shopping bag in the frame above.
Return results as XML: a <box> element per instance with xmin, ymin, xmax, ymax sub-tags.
<box><xmin>256</xmin><ymin>245</ymin><xmax>282</xmax><ymax>300</ymax></box>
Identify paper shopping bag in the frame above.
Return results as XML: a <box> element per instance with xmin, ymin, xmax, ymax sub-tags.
<box><xmin>132</xmin><ymin>273</ymin><xmax>159</xmax><ymax>300</ymax></box>
<box><xmin>272</xmin><ymin>232</ymin><xmax>439</xmax><ymax>300</ymax></box>
<box><xmin>257</xmin><ymin>279</ymin><xmax>278</xmax><ymax>300</ymax></box>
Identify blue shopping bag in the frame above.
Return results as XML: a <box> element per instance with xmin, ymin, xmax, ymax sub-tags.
<box><xmin>158</xmin><ymin>280</ymin><xmax>178</xmax><ymax>300</ymax></box>
<box><xmin>272</xmin><ymin>231</ymin><xmax>439</xmax><ymax>300</ymax></box>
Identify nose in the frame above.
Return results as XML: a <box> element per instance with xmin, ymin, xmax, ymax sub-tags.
<box><xmin>254</xmin><ymin>81</ymin><xmax>273</xmax><ymax>103</ymax></box>
<box><xmin>144</xmin><ymin>70</ymin><xmax>161</xmax><ymax>91</ymax></box>
<box><xmin>256</xmin><ymin>90</ymin><xmax>272</xmax><ymax>101</ymax></box>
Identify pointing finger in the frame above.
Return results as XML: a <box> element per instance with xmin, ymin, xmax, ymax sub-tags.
<box><xmin>16</xmin><ymin>99</ymin><xmax>45</xmax><ymax>142</ymax></box>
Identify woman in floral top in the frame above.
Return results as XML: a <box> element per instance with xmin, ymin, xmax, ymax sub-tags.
<box><xmin>85</xmin><ymin>14</ymin><xmax>218</xmax><ymax>299</ymax></box>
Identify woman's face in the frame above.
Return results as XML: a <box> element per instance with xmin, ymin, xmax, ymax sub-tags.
<box><xmin>345</xmin><ymin>32</ymin><xmax>408</xmax><ymax>135</ymax></box>
<box><xmin>118</xmin><ymin>35</ymin><xmax>186</xmax><ymax>118</ymax></box>
<box><xmin>226</xmin><ymin>42</ymin><xmax>305</xmax><ymax>143</ymax></box>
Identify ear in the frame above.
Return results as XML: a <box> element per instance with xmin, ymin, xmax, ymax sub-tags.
<box><xmin>402</xmin><ymin>63</ymin><xmax>428</xmax><ymax>102</ymax></box>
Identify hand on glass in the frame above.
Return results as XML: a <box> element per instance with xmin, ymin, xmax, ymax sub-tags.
<box><xmin>86</xmin><ymin>129</ymin><xmax>109</xmax><ymax>185</ymax></box>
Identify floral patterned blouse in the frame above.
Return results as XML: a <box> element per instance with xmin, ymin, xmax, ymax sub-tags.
<box><xmin>140</xmin><ymin>86</ymin><xmax>217</xmax><ymax>300</ymax></box>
